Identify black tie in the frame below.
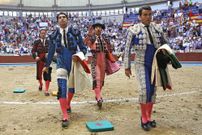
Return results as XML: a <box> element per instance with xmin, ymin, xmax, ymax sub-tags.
<box><xmin>145</xmin><ymin>26</ymin><xmax>154</xmax><ymax>44</ymax></box>
<box><xmin>63</xmin><ymin>29</ymin><xmax>67</xmax><ymax>48</ymax></box>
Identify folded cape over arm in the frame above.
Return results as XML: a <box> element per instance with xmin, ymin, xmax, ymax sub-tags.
<box><xmin>151</xmin><ymin>44</ymin><xmax>182</xmax><ymax>90</ymax></box>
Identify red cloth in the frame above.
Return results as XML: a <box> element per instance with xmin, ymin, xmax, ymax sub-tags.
<box><xmin>106</xmin><ymin>52</ymin><xmax>117</xmax><ymax>63</ymax></box>
<box><xmin>78</xmin><ymin>59</ymin><xmax>90</xmax><ymax>74</ymax></box>
<box><xmin>105</xmin><ymin>59</ymin><xmax>120</xmax><ymax>75</ymax></box>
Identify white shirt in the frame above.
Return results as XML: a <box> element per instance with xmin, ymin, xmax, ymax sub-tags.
<box><xmin>141</xmin><ymin>23</ymin><xmax>154</xmax><ymax>45</ymax></box>
<box><xmin>60</xmin><ymin>27</ymin><xmax>68</xmax><ymax>47</ymax></box>
<box><xmin>40</xmin><ymin>38</ymin><xmax>46</xmax><ymax>46</ymax></box>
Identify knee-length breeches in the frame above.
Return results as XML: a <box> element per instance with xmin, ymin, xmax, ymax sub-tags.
<box><xmin>56</xmin><ymin>68</ymin><xmax>75</xmax><ymax>99</ymax></box>
<box><xmin>36</xmin><ymin>61</ymin><xmax>52</xmax><ymax>81</ymax></box>
<box><xmin>135</xmin><ymin>63</ymin><xmax>157</xmax><ymax>103</ymax></box>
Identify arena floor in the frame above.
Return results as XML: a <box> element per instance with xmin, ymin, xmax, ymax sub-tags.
<box><xmin>0</xmin><ymin>64</ymin><xmax>202</xmax><ymax>135</ymax></box>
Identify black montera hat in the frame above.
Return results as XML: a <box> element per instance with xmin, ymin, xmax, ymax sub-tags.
<box><xmin>92</xmin><ymin>23</ymin><xmax>105</xmax><ymax>30</ymax></box>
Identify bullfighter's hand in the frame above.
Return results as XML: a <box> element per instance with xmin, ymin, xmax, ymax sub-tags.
<box><xmin>72</xmin><ymin>55</ymin><xmax>79</xmax><ymax>62</ymax></box>
<box><xmin>42</xmin><ymin>67</ymin><xmax>49</xmax><ymax>73</ymax></box>
<box><xmin>35</xmin><ymin>57</ymin><xmax>40</xmax><ymax>62</ymax></box>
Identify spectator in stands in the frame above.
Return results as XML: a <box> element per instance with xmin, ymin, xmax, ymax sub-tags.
<box><xmin>43</xmin><ymin>12</ymin><xmax>87</xmax><ymax>128</ymax></box>
<box><xmin>124</xmin><ymin>6</ymin><xmax>168</xmax><ymax>131</ymax></box>
<box><xmin>31</xmin><ymin>28</ymin><xmax>52</xmax><ymax>96</ymax></box>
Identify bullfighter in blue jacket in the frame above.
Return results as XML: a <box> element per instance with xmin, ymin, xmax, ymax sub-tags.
<box><xmin>43</xmin><ymin>12</ymin><xmax>87</xmax><ymax>128</ymax></box>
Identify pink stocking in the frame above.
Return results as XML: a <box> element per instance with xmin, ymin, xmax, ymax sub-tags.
<box><xmin>147</xmin><ymin>102</ymin><xmax>153</xmax><ymax>121</ymax></box>
<box><xmin>45</xmin><ymin>81</ymin><xmax>50</xmax><ymax>92</ymax></box>
<box><xmin>140</xmin><ymin>103</ymin><xmax>148</xmax><ymax>124</ymax></box>
<box><xmin>59</xmin><ymin>98</ymin><xmax>68</xmax><ymax>120</ymax></box>
<box><xmin>67</xmin><ymin>92</ymin><xmax>74</xmax><ymax>109</ymax></box>
<box><xmin>38</xmin><ymin>79</ymin><xmax>43</xmax><ymax>87</ymax></box>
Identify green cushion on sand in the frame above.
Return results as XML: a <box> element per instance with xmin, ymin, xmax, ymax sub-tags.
<box><xmin>86</xmin><ymin>120</ymin><xmax>114</xmax><ymax>132</ymax></box>
<box><xmin>13</xmin><ymin>88</ymin><xmax>26</xmax><ymax>93</ymax></box>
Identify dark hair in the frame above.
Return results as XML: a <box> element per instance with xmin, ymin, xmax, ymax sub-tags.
<box><xmin>92</xmin><ymin>23</ymin><xmax>105</xmax><ymax>30</ymax></box>
<box><xmin>39</xmin><ymin>28</ymin><xmax>47</xmax><ymax>32</ymax></box>
<box><xmin>56</xmin><ymin>12</ymin><xmax>68</xmax><ymax>21</ymax></box>
<box><xmin>139</xmin><ymin>6</ymin><xmax>152</xmax><ymax>16</ymax></box>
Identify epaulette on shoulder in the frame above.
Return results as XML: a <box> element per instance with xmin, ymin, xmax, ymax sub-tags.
<box><xmin>102</xmin><ymin>34</ymin><xmax>110</xmax><ymax>42</ymax></box>
<box><xmin>33</xmin><ymin>39</ymin><xmax>40</xmax><ymax>45</ymax></box>
<box><xmin>129</xmin><ymin>24</ymin><xmax>141</xmax><ymax>35</ymax></box>
<box><xmin>68</xmin><ymin>25</ymin><xmax>73</xmax><ymax>32</ymax></box>
<box><xmin>49</xmin><ymin>28</ymin><xmax>59</xmax><ymax>39</ymax></box>
<box><xmin>35</xmin><ymin>38</ymin><xmax>40</xmax><ymax>41</ymax></box>
<box><xmin>46</xmin><ymin>36</ymin><xmax>50</xmax><ymax>40</ymax></box>
<box><xmin>152</xmin><ymin>22</ymin><xmax>163</xmax><ymax>33</ymax></box>
<box><xmin>102</xmin><ymin>33</ymin><xmax>108</xmax><ymax>39</ymax></box>
<box><xmin>70</xmin><ymin>25</ymin><xmax>81</xmax><ymax>36</ymax></box>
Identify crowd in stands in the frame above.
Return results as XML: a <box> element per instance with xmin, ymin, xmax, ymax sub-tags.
<box><xmin>154</xmin><ymin>1</ymin><xmax>202</xmax><ymax>52</ymax></box>
<box><xmin>0</xmin><ymin>15</ymin><xmax>56</xmax><ymax>55</ymax></box>
<box><xmin>0</xmin><ymin>0</ymin><xmax>201</xmax><ymax>55</ymax></box>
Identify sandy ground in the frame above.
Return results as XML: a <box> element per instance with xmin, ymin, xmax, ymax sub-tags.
<box><xmin>0</xmin><ymin>64</ymin><xmax>202</xmax><ymax>135</ymax></box>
